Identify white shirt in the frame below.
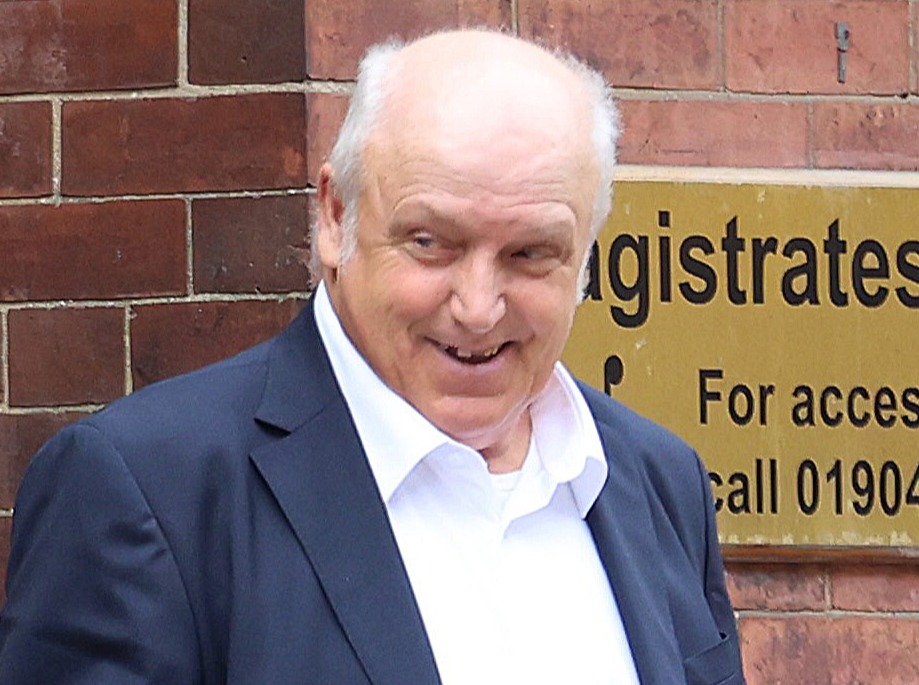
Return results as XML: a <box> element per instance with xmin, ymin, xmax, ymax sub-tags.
<box><xmin>314</xmin><ymin>283</ymin><xmax>640</xmax><ymax>685</ymax></box>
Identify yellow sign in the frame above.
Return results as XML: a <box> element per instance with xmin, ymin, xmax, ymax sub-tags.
<box><xmin>564</xmin><ymin>168</ymin><xmax>919</xmax><ymax>548</ymax></box>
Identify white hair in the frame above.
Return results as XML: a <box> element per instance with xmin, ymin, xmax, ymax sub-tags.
<box><xmin>311</xmin><ymin>32</ymin><xmax>621</xmax><ymax>283</ymax></box>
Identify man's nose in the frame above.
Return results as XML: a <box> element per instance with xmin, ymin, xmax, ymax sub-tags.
<box><xmin>449</xmin><ymin>258</ymin><xmax>507</xmax><ymax>333</ymax></box>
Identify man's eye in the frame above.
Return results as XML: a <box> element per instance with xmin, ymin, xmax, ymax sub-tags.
<box><xmin>406</xmin><ymin>232</ymin><xmax>452</xmax><ymax>263</ymax></box>
<box><xmin>513</xmin><ymin>247</ymin><xmax>545</xmax><ymax>260</ymax></box>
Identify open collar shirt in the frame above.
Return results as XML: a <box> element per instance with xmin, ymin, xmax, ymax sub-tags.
<box><xmin>313</xmin><ymin>283</ymin><xmax>639</xmax><ymax>685</ymax></box>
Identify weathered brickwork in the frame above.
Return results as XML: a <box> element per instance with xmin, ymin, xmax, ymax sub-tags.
<box><xmin>2</xmin><ymin>2</ymin><xmax>917</xmax><ymax>679</ymax></box>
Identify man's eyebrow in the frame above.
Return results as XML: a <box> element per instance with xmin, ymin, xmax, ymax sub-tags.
<box><xmin>389</xmin><ymin>202</ymin><xmax>452</xmax><ymax>227</ymax></box>
<box><xmin>519</xmin><ymin>219</ymin><xmax>578</xmax><ymax>241</ymax></box>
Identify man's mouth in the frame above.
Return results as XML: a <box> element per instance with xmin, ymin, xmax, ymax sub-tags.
<box><xmin>439</xmin><ymin>342</ymin><xmax>508</xmax><ymax>365</ymax></box>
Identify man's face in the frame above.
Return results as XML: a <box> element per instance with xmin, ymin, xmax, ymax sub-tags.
<box><xmin>319</xmin><ymin>60</ymin><xmax>598</xmax><ymax>457</ymax></box>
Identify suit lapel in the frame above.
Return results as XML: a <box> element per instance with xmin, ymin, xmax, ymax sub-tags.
<box><xmin>587</xmin><ymin>421</ymin><xmax>685</xmax><ymax>685</ymax></box>
<box><xmin>249</xmin><ymin>303</ymin><xmax>440</xmax><ymax>685</ymax></box>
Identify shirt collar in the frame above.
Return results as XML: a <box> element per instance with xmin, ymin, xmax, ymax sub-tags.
<box><xmin>313</xmin><ymin>282</ymin><xmax>449</xmax><ymax>502</ymax></box>
<box><xmin>312</xmin><ymin>282</ymin><xmax>609</xmax><ymax>516</ymax></box>
<box><xmin>528</xmin><ymin>366</ymin><xmax>608</xmax><ymax>516</ymax></box>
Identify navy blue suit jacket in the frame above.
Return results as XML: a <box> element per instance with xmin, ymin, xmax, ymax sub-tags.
<box><xmin>0</xmin><ymin>301</ymin><xmax>744</xmax><ymax>684</ymax></box>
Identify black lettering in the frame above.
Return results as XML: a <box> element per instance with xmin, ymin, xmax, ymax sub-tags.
<box><xmin>583</xmin><ymin>241</ymin><xmax>601</xmax><ymax>301</ymax></box>
<box><xmin>658</xmin><ymin>212</ymin><xmax>672</xmax><ymax>303</ymax></box>
<box><xmin>852</xmin><ymin>460</ymin><xmax>874</xmax><ymax>515</ymax></box>
<box><xmin>874</xmin><ymin>386</ymin><xmax>897</xmax><ymax>428</ymax></box>
<box><xmin>879</xmin><ymin>461</ymin><xmax>902</xmax><ymax>516</ymax></box>
<box><xmin>782</xmin><ymin>238</ymin><xmax>819</xmax><ymax>305</ymax></box>
<box><xmin>728</xmin><ymin>384</ymin><xmax>755</xmax><ymax>426</ymax></box>
<box><xmin>896</xmin><ymin>240</ymin><xmax>919</xmax><ymax>307</ymax></box>
<box><xmin>797</xmin><ymin>459</ymin><xmax>819</xmax><ymax>515</ymax></box>
<box><xmin>751</xmin><ymin>237</ymin><xmax>778</xmax><ymax>304</ymax></box>
<box><xmin>709</xmin><ymin>471</ymin><xmax>724</xmax><ymax>512</ymax></box>
<box><xmin>608</xmin><ymin>235</ymin><xmax>649</xmax><ymax>328</ymax></box>
<box><xmin>819</xmin><ymin>385</ymin><xmax>843</xmax><ymax>427</ymax></box>
<box><xmin>758</xmin><ymin>384</ymin><xmax>775</xmax><ymax>425</ymax></box>
<box><xmin>827</xmin><ymin>459</ymin><xmax>843</xmax><ymax>515</ymax></box>
<box><xmin>824</xmin><ymin>219</ymin><xmax>848</xmax><ymax>306</ymax></box>
<box><xmin>791</xmin><ymin>385</ymin><xmax>815</xmax><ymax>426</ymax></box>
<box><xmin>722</xmin><ymin>217</ymin><xmax>747</xmax><ymax>305</ymax></box>
<box><xmin>699</xmin><ymin>369</ymin><xmax>723</xmax><ymax>424</ymax></box>
<box><xmin>679</xmin><ymin>236</ymin><xmax>717</xmax><ymax>304</ymax></box>
<box><xmin>847</xmin><ymin>386</ymin><xmax>871</xmax><ymax>428</ymax></box>
<box><xmin>906</xmin><ymin>464</ymin><xmax>919</xmax><ymax>508</ymax></box>
<box><xmin>902</xmin><ymin>387</ymin><xmax>919</xmax><ymax>428</ymax></box>
<box><xmin>852</xmin><ymin>239</ymin><xmax>890</xmax><ymax>307</ymax></box>
<box><xmin>769</xmin><ymin>458</ymin><xmax>779</xmax><ymax>514</ymax></box>
<box><xmin>727</xmin><ymin>472</ymin><xmax>751</xmax><ymax>514</ymax></box>
<box><xmin>604</xmin><ymin>355</ymin><xmax>624</xmax><ymax>396</ymax></box>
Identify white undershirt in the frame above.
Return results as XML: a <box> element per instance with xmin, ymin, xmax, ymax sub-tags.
<box><xmin>314</xmin><ymin>284</ymin><xmax>639</xmax><ymax>685</ymax></box>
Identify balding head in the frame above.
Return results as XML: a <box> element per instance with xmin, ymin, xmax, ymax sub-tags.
<box><xmin>381</xmin><ymin>30</ymin><xmax>595</xmax><ymax>141</ymax></box>
<box><xmin>315</xmin><ymin>30</ymin><xmax>619</xmax><ymax>280</ymax></box>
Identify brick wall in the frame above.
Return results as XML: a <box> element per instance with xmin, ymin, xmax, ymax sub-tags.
<box><xmin>1</xmin><ymin>1</ymin><xmax>917</xmax><ymax>681</ymax></box>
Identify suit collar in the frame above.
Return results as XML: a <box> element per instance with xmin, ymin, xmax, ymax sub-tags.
<box><xmin>251</xmin><ymin>300</ymin><xmax>441</xmax><ymax>685</ymax></box>
<box><xmin>252</xmin><ymin>298</ymin><xmax>329</xmax><ymax>432</ymax></box>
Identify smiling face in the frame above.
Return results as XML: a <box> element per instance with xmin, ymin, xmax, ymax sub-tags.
<box><xmin>318</xmin><ymin>33</ymin><xmax>600</xmax><ymax>467</ymax></box>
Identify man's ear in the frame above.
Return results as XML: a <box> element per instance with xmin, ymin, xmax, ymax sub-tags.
<box><xmin>317</xmin><ymin>163</ymin><xmax>346</xmax><ymax>270</ymax></box>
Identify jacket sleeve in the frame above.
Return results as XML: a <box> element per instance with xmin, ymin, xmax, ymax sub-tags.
<box><xmin>0</xmin><ymin>423</ymin><xmax>202</xmax><ymax>685</ymax></box>
<box><xmin>687</xmin><ymin>450</ymin><xmax>746</xmax><ymax>684</ymax></box>
<box><xmin>698</xmin><ymin>452</ymin><xmax>740</xmax><ymax>639</ymax></box>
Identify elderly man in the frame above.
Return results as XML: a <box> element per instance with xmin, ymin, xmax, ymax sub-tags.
<box><xmin>0</xmin><ymin>30</ymin><xmax>744</xmax><ymax>685</ymax></box>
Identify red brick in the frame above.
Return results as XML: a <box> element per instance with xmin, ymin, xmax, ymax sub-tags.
<box><xmin>188</xmin><ymin>0</ymin><xmax>304</xmax><ymax>85</ymax></box>
<box><xmin>520</xmin><ymin>0</ymin><xmax>719</xmax><ymax>90</ymax></box>
<box><xmin>192</xmin><ymin>195</ymin><xmax>311</xmax><ymax>294</ymax></box>
<box><xmin>131</xmin><ymin>300</ymin><xmax>303</xmax><ymax>388</ymax></box>
<box><xmin>831</xmin><ymin>564</ymin><xmax>919</xmax><ymax>611</ymax></box>
<box><xmin>912</xmin><ymin>2</ymin><xmax>919</xmax><ymax>95</ymax></box>
<box><xmin>0</xmin><ymin>412</ymin><xmax>85</xmax><ymax>508</ymax></box>
<box><xmin>741</xmin><ymin>616</ymin><xmax>919</xmax><ymax>685</ymax></box>
<box><xmin>813</xmin><ymin>102</ymin><xmax>919</xmax><ymax>170</ymax></box>
<box><xmin>619</xmin><ymin>99</ymin><xmax>808</xmax><ymax>167</ymax></box>
<box><xmin>0</xmin><ymin>200</ymin><xmax>186</xmax><ymax>302</ymax></box>
<box><xmin>740</xmin><ymin>617</ymin><xmax>834</xmax><ymax>685</ymax></box>
<box><xmin>61</xmin><ymin>94</ymin><xmax>307</xmax><ymax>196</ymax></box>
<box><xmin>0</xmin><ymin>102</ymin><xmax>52</xmax><ymax>198</ymax></box>
<box><xmin>8</xmin><ymin>308</ymin><xmax>125</xmax><ymax>407</ymax></box>
<box><xmin>0</xmin><ymin>316</ymin><xmax>4</xmax><ymax>406</ymax></box>
<box><xmin>307</xmin><ymin>0</ymin><xmax>511</xmax><ymax>80</ymax></box>
<box><xmin>726</xmin><ymin>0</ymin><xmax>909</xmax><ymax>95</ymax></box>
<box><xmin>0</xmin><ymin>516</ymin><xmax>10</xmax><ymax>603</ymax></box>
<box><xmin>827</xmin><ymin>617</ymin><xmax>919</xmax><ymax>684</ymax></box>
<box><xmin>307</xmin><ymin>92</ymin><xmax>350</xmax><ymax>185</ymax></box>
<box><xmin>725</xmin><ymin>563</ymin><xmax>826</xmax><ymax>611</ymax></box>
<box><xmin>0</xmin><ymin>0</ymin><xmax>176</xmax><ymax>95</ymax></box>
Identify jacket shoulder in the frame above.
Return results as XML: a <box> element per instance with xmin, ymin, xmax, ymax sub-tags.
<box><xmin>89</xmin><ymin>338</ymin><xmax>275</xmax><ymax>455</ymax></box>
<box><xmin>577</xmin><ymin>380</ymin><xmax>700</xmax><ymax>471</ymax></box>
<box><xmin>577</xmin><ymin>381</ymin><xmax>713</xmax><ymax>560</ymax></box>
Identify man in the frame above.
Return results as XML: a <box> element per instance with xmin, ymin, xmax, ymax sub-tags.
<box><xmin>0</xmin><ymin>30</ymin><xmax>744</xmax><ymax>684</ymax></box>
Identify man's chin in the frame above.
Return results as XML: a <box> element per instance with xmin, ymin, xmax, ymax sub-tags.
<box><xmin>423</xmin><ymin>399</ymin><xmax>528</xmax><ymax>452</ymax></box>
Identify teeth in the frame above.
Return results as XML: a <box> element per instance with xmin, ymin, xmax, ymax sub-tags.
<box><xmin>442</xmin><ymin>344</ymin><xmax>502</xmax><ymax>361</ymax></box>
